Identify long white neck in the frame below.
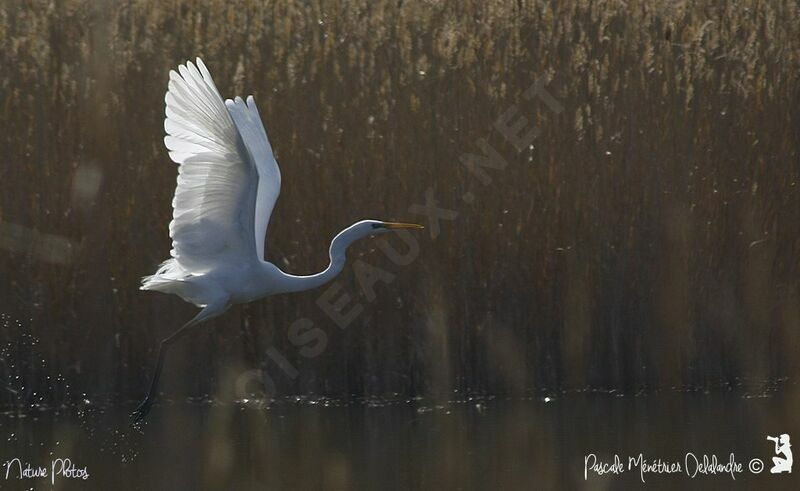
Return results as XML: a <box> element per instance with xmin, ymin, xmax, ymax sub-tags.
<box><xmin>270</xmin><ymin>222</ymin><xmax>374</xmax><ymax>294</ymax></box>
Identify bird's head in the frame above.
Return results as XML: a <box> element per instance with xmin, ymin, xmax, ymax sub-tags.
<box><xmin>331</xmin><ymin>220</ymin><xmax>424</xmax><ymax>254</ymax></box>
<box><xmin>357</xmin><ymin>219</ymin><xmax>424</xmax><ymax>236</ymax></box>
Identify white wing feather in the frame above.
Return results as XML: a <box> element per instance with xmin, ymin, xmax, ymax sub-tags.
<box><xmin>225</xmin><ymin>95</ymin><xmax>281</xmax><ymax>263</ymax></box>
<box><xmin>162</xmin><ymin>58</ymin><xmax>280</xmax><ymax>272</ymax></box>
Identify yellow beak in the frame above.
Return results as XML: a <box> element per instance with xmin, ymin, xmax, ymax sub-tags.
<box><xmin>383</xmin><ymin>222</ymin><xmax>424</xmax><ymax>230</ymax></box>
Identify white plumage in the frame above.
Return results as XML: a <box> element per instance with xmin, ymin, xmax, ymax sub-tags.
<box><xmin>142</xmin><ymin>58</ymin><xmax>280</xmax><ymax>308</ymax></box>
<box><xmin>133</xmin><ymin>58</ymin><xmax>422</xmax><ymax>422</ymax></box>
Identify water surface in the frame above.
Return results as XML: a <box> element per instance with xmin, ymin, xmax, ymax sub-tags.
<box><xmin>4</xmin><ymin>387</ymin><xmax>799</xmax><ymax>490</ymax></box>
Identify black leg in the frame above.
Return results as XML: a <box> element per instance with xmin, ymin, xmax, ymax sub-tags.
<box><xmin>131</xmin><ymin>319</ymin><xmax>197</xmax><ymax>424</ymax></box>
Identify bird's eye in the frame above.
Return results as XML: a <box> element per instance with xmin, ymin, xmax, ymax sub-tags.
<box><xmin>371</xmin><ymin>223</ymin><xmax>383</xmax><ymax>229</ymax></box>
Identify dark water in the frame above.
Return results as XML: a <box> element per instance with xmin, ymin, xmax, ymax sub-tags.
<box><xmin>3</xmin><ymin>387</ymin><xmax>799</xmax><ymax>490</ymax></box>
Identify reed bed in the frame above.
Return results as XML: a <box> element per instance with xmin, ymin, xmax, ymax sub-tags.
<box><xmin>1</xmin><ymin>0</ymin><xmax>798</xmax><ymax>408</ymax></box>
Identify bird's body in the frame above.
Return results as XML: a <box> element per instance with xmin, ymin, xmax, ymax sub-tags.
<box><xmin>142</xmin><ymin>222</ymin><xmax>384</xmax><ymax>308</ymax></box>
<box><xmin>132</xmin><ymin>58</ymin><xmax>421</xmax><ymax>422</ymax></box>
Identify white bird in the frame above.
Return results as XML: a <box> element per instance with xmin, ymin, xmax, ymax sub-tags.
<box><xmin>132</xmin><ymin>58</ymin><xmax>422</xmax><ymax>422</ymax></box>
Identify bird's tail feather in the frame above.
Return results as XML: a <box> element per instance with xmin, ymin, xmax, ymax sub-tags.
<box><xmin>141</xmin><ymin>259</ymin><xmax>218</xmax><ymax>308</ymax></box>
<box><xmin>140</xmin><ymin>258</ymin><xmax>189</xmax><ymax>292</ymax></box>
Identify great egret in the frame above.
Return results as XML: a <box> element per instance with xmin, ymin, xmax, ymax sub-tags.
<box><xmin>132</xmin><ymin>58</ymin><xmax>422</xmax><ymax>422</ymax></box>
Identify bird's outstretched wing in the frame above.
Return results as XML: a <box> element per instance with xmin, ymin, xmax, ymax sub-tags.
<box><xmin>163</xmin><ymin>58</ymin><xmax>281</xmax><ymax>271</ymax></box>
<box><xmin>225</xmin><ymin>94</ymin><xmax>281</xmax><ymax>263</ymax></box>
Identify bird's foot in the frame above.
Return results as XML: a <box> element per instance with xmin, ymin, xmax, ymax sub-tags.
<box><xmin>130</xmin><ymin>398</ymin><xmax>153</xmax><ymax>426</ymax></box>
